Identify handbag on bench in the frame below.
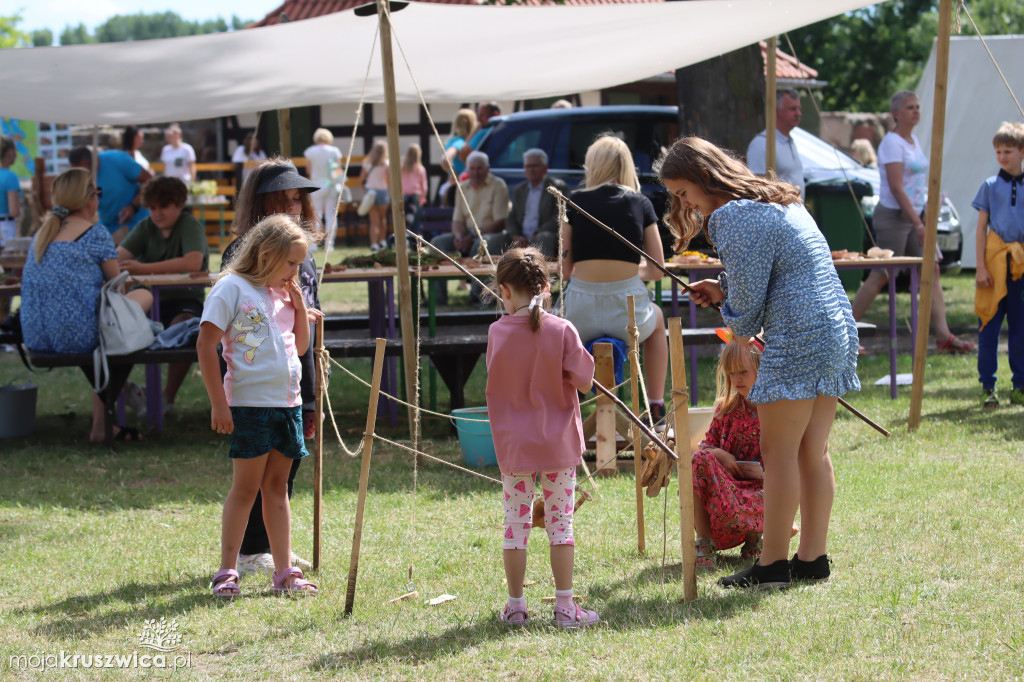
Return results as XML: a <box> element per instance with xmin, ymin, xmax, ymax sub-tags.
<box><xmin>93</xmin><ymin>272</ymin><xmax>156</xmax><ymax>392</ymax></box>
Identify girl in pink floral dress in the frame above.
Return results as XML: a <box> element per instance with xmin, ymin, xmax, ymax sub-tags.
<box><xmin>692</xmin><ymin>340</ymin><xmax>767</xmax><ymax>569</ymax></box>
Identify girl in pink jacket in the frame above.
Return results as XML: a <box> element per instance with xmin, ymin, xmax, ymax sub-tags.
<box><xmin>486</xmin><ymin>247</ymin><xmax>599</xmax><ymax>628</ymax></box>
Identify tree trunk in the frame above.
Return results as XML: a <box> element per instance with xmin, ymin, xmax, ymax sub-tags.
<box><xmin>676</xmin><ymin>43</ymin><xmax>765</xmax><ymax>158</ymax></box>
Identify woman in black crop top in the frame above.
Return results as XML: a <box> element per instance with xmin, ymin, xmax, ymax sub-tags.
<box><xmin>560</xmin><ymin>135</ymin><xmax>669</xmax><ymax>423</ymax></box>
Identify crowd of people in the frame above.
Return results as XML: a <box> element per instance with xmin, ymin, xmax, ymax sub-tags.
<box><xmin>4</xmin><ymin>93</ymin><xmax>1022</xmax><ymax>610</ymax></box>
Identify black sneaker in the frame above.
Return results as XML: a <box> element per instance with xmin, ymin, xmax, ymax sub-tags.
<box><xmin>649</xmin><ymin>402</ymin><xmax>666</xmax><ymax>432</ymax></box>
<box><xmin>718</xmin><ymin>558</ymin><xmax>791</xmax><ymax>590</ymax></box>
<box><xmin>790</xmin><ymin>553</ymin><xmax>831</xmax><ymax>583</ymax></box>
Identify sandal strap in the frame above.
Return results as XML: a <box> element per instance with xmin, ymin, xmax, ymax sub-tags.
<box><xmin>272</xmin><ymin>566</ymin><xmax>302</xmax><ymax>588</ymax></box>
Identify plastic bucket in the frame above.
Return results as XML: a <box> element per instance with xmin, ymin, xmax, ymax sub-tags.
<box><xmin>450</xmin><ymin>406</ymin><xmax>498</xmax><ymax>467</ymax></box>
<box><xmin>0</xmin><ymin>380</ymin><xmax>37</xmax><ymax>439</ymax></box>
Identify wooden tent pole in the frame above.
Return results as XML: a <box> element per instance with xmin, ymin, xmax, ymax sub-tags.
<box><xmin>910</xmin><ymin>0</ymin><xmax>953</xmax><ymax>430</ymax></box>
<box><xmin>593</xmin><ymin>343</ymin><xmax>616</xmax><ymax>475</ymax></box>
<box><xmin>627</xmin><ymin>296</ymin><xmax>646</xmax><ymax>555</ymax></box>
<box><xmin>669</xmin><ymin>318</ymin><xmax>696</xmax><ymax>602</ymax></box>
<box><xmin>277</xmin><ymin>109</ymin><xmax>291</xmax><ymax>158</ymax></box>
<box><xmin>312</xmin><ymin>317</ymin><xmax>324</xmax><ymax>571</ymax></box>
<box><xmin>766</xmin><ymin>36</ymin><xmax>777</xmax><ymax>174</ymax></box>
<box><xmin>377</xmin><ymin>0</ymin><xmax>421</xmax><ymax>449</ymax></box>
<box><xmin>344</xmin><ymin>338</ymin><xmax>387</xmax><ymax>616</ymax></box>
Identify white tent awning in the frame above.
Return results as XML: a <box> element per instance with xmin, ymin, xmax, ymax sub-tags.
<box><xmin>1</xmin><ymin>0</ymin><xmax>875</xmax><ymax>125</ymax></box>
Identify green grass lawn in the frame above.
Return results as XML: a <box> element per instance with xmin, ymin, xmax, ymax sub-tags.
<box><xmin>1</xmin><ymin>271</ymin><xmax>1022</xmax><ymax>679</ymax></box>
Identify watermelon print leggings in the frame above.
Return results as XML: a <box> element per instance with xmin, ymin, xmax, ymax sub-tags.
<box><xmin>501</xmin><ymin>469</ymin><xmax>576</xmax><ymax>550</ymax></box>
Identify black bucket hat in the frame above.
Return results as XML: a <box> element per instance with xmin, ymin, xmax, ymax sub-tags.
<box><xmin>255</xmin><ymin>163</ymin><xmax>321</xmax><ymax>195</ymax></box>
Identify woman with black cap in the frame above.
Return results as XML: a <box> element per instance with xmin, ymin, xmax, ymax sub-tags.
<box><xmin>220</xmin><ymin>158</ymin><xmax>325</xmax><ymax>578</ymax></box>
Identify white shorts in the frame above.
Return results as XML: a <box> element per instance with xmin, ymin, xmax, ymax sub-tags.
<box><xmin>562</xmin><ymin>275</ymin><xmax>658</xmax><ymax>344</ymax></box>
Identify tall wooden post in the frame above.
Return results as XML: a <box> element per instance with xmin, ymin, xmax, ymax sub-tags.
<box><xmin>909</xmin><ymin>0</ymin><xmax>953</xmax><ymax>430</ymax></box>
<box><xmin>312</xmin><ymin>318</ymin><xmax>324</xmax><ymax>571</ymax></box>
<box><xmin>627</xmin><ymin>296</ymin><xmax>646</xmax><ymax>554</ymax></box>
<box><xmin>377</xmin><ymin>0</ymin><xmax>421</xmax><ymax>447</ymax></box>
<box><xmin>277</xmin><ymin>109</ymin><xmax>291</xmax><ymax>158</ymax></box>
<box><xmin>765</xmin><ymin>36</ymin><xmax>777</xmax><ymax>174</ymax></box>
<box><xmin>669</xmin><ymin>318</ymin><xmax>696</xmax><ymax>602</ymax></box>
<box><xmin>344</xmin><ymin>338</ymin><xmax>387</xmax><ymax>616</ymax></box>
<box><xmin>593</xmin><ymin>343</ymin><xmax>616</xmax><ymax>475</ymax></box>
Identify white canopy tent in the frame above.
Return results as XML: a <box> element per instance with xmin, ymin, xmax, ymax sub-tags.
<box><xmin>0</xmin><ymin>0</ymin><xmax>877</xmax><ymax>125</ymax></box>
<box><xmin>917</xmin><ymin>34</ymin><xmax>1024</xmax><ymax>269</ymax></box>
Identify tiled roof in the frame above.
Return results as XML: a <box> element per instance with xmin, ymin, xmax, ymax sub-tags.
<box><xmin>249</xmin><ymin>0</ymin><xmax>663</xmax><ymax>27</ymax></box>
<box><xmin>760</xmin><ymin>40</ymin><xmax>818</xmax><ymax>80</ymax></box>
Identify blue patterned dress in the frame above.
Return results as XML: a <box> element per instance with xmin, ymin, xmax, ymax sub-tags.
<box><xmin>709</xmin><ymin>200</ymin><xmax>860</xmax><ymax>403</ymax></box>
<box><xmin>21</xmin><ymin>224</ymin><xmax>118</xmax><ymax>353</ymax></box>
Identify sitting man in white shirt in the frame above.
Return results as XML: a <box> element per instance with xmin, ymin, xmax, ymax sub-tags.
<box><xmin>431</xmin><ymin>151</ymin><xmax>509</xmax><ymax>258</ymax></box>
<box><xmin>506</xmin><ymin>149</ymin><xmax>568</xmax><ymax>259</ymax></box>
<box><xmin>745</xmin><ymin>87</ymin><xmax>805</xmax><ymax>199</ymax></box>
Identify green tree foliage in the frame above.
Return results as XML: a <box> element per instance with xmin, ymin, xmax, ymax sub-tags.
<box><xmin>57</xmin><ymin>11</ymin><xmax>252</xmax><ymax>45</ymax></box>
<box><xmin>31</xmin><ymin>28</ymin><xmax>53</xmax><ymax>47</ymax></box>
<box><xmin>0</xmin><ymin>12</ymin><xmax>30</xmax><ymax>48</ymax></box>
<box><xmin>785</xmin><ymin>0</ymin><xmax>1024</xmax><ymax>113</ymax></box>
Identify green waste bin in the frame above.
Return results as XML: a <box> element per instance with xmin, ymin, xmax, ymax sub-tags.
<box><xmin>804</xmin><ymin>180</ymin><xmax>873</xmax><ymax>291</ymax></box>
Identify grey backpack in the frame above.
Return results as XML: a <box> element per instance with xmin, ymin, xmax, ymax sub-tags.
<box><xmin>93</xmin><ymin>272</ymin><xmax>156</xmax><ymax>391</ymax></box>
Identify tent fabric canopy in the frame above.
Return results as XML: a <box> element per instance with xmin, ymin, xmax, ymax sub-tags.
<box><xmin>917</xmin><ymin>35</ymin><xmax>1024</xmax><ymax>269</ymax></box>
<box><xmin>2</xmin><ymin>0</ymin><xmax>875</xmax><ymax>125</ymax></box>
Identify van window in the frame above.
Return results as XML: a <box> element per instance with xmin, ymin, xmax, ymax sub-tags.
<box><xmin>567</xmin><ymin>121</ymin><xmax>639</xmax><ymax>171</ymax></box>
<box><xmin>487</xmin><ymin>125</ymin><xmax>545</xmax><ymax>169</ymax></box>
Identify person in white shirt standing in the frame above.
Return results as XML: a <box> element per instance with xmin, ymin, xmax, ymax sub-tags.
<box><xmin>160</xmin><ymin>123</ymin><xmax>197</xmax><ymax>184</ymax></box>
<box><xmin>303</xmin><ymin>128</ymin><xmax>343</xmax><ymax>244</ymax></box>
<box><xmin>745</xmin><ymin>88</ymin><xmax>805</xmax><ymax>199</ymax></box>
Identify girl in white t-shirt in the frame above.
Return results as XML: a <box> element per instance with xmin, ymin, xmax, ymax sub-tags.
<box><xmin>360</xmin><ymin>140</ymin><xmax>390</xmax><ymax>251</ymax></box>
<box><xmin>198</xmin><ymin>214</ymin><xmax>323</xmax><ymax>598</ymax></box>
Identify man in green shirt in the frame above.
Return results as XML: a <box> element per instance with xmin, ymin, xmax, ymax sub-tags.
<box><xmin>118</xmin><ymin>176</ymin><xmax>209</xmax><ymax>414</ymax></box>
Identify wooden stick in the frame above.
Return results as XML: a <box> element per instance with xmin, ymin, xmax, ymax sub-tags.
<box><xmin>344</xmin><ymin>338</ymin><xmax>387</xmax><ymax>616</ymax></box>
<box><xmin>550</xmin><ymin>185</ymin><xmax>889</xmax><ymax>437</ymax></box>
<box><xmin>627</xmin><ymin>296</ymin><xmax>646</xmax><ymax>554</ymax></box>
<box><xmin>377</xmin><ymin>0</ymin><xmax>422</xmax><ymax>448</ymax></box>
<box><xmin>910</xmin><ymin>0</ymin><xmax>952</xmax><ymax>431</ymax></box>
<box><xmin>313</xmin><ymin>317</ymin><xmax>324</xmax><ymax>572</ymax></box>
<box><xmin>592</xmin><ymin>381</ymin><xmax>676</xmax><ymax>461</ymax></box>
<box><xmin>407</xmin><ymin>231</ymin><xmax>500</xmax><ymax>300</ymax></box>
<box><xmin>593</xmin><ymin>343</ymin><xmax>616</xmax><ymax>475</ymax></box>
<box><xmin>766</xmin><ymin>36</ymin><xmax>778</xmax><ymax>175</ymax></box>
<box><xmin>668</xmin><ymin>318</ymin><xmax>697</xmax><ymax>602</ymax></box>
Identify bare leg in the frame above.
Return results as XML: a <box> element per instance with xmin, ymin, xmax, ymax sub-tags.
<box><xmin>755</xmin><ymin>398</ymin><xmax>815</xmax><ymax>564</ymax></box>
<box><xmin>929</xmin><ymin>263</ymin><xmax>953</xmax><ymax>340</ymax></box>
<box><xmin>796</xmin><ymin>397</ymin><xmax>838</xmax><ymax>560</ymax></box>
<box><xmin>642</xmin><ymin>305</ymin><xmax>668</xmax><ymax>403</ymax></box>
<box><xmin>127</xmin><ymin>288</ymin><xmax>153</xmax><ymax>314</ymax></box>
<box><xmin>260</xmin><ymin>449</ymin><xmax>297</xmax><ymax>580</ymax></box>
<box><xmin>550</xmin><ymin>544</ymin><xmax>574</xmax><ymax>592</ymax></box>
<box><xmin>693</xmin><ymin>496</ymin><xmax>713</xmax><ymax>538</ymax></box>
<box><xmin>850</xmin><ymin>270</ymin><xmax>888</xmax><ymax>321</ymax></box>
<box><xmin>503</xmin><ymin>549</ymin><xmax>527</xmax><ymax>598</ymax></box>
<box><xmin>220</xmin><ymin>455</ymin><xmax>267</xmax><ymax>577</ymax></box>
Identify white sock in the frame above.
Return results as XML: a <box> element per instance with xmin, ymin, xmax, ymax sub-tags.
<box><xmin>507</xmin><ymin>595</ymin><xmax>526</xmax><ymax>609</ymax></box>
<box><xmin>554</xmin><ymin>588</ymin><xmax>574</xmax><ymax>610</ymax></box>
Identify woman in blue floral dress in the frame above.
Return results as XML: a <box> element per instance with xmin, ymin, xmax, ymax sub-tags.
<box><xmin>658</xmin><ymin>137</ymin><xmax>860</xmax><ymax>589</ymax></box>
<box><xmin>21</xmin><ymin>168</ymin><xmax>152</xmax><ymax>442</ymax></box>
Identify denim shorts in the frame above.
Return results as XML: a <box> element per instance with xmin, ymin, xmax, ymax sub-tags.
<box><xmin>228</xmin><ymin>406</ymin><xmax>309</xmax><ymax>460</ymax></box>
<box><xmin>371</xmin><ymin>189</ymin><xmax>391</xmax><ymax>206</ymax></box>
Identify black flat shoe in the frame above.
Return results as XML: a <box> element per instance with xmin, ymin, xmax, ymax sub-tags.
<box><xmin>790</xmin><ymin>553</ymin><xmax>831</xmax><ymax>583</ymax></box>
<box><xmin>718</xmin><ymin>558</ymin><xmax>791</xmax><ymax>590</ymax></box>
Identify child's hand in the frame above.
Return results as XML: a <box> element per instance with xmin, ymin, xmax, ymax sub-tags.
<box><xmin>976</xmin><ymin>266</ymin><xmax>993</xmax><ymax>288</ymax></box>
<box><xmin>211</xmin><ymin>405</ymin><xmax>233</xmax><ymax>435</ymax></box>
<box><xmin>286</xmin><ymin>276</ymin><xmax>305</xmax><ymax>305</ymax></box>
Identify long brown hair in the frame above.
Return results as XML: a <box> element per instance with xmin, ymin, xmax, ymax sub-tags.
<box><xmin>494</xmin><ymin>247</ymin><xmax>550</xmax><ymax>332</ymax></box>
<box><xmin>656</xmin><ymin>136</ymin><xmax>801</xmax><ymax>252</ymax></box>
<box><xmin>714</xmin><ymin>340</ymin><xmax>761</xmax><ymax>416</ymax></box>
<box><xmin>232</xmin><ymin>157</ymin><xmax>320</xmax><ymax>239</ymax></box>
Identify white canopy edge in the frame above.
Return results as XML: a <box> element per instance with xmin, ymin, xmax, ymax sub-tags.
<box><xmin>917</xmin><ymin>34</ymin><xmax>1024</xmax><ymax>268</ymax></box>
<box><xmin>1</xmin><ymin>0</ymin><xmax>878</xmax><ymax>125</ymax></box>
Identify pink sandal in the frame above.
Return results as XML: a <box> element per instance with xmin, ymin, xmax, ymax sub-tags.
<box><xmin>211</xmin><ymin>569</ymin><xmax>241</xmax><ymax>599</ymax></box>
<box><xmin>271</xmin><ymin>567</ymin><xmax>318</xmax><ymax>596</ymax></box>
<box><xmin>499</xmin><ymin>603</ymin><xmax>529</xmax><ymax>626</ymax></box>
<box><xmin>553</xmin><ymin>603</ymin><xmax>600</xmax><ymax>629</ymax></box>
